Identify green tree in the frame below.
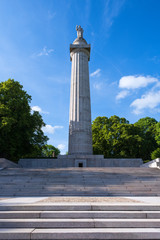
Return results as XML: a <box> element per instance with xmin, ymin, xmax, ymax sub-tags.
<box><xmin>92</xmin><ymin>115</ymin><xmax>142</xmax><ymax>158</ymax></box>
<box><xmin>0</xmin><ymin>79</ymin><xmax>48</xmax><ymax>162</ymax></box>
<box><xmin>151</xmin><ymin>121</ymin><xmax>160</xmax><ymax>159</ymax></box>
<box><xmin>134</xmin><ymin>117</ymin><xmax>158</xmax><ymax>160</ymax></box>
<box><xmin>42</xmin><ymin>145</ymin><xmax>60</xmax><ymax>157</ymax></box>
<box><xmin>151</xmin><ymin>148</ymin><xmax>160</xmax><ymax>159</ymax></box>
<box><xmin>155</xmin><ymin>122</ymin><xmax>160</xmax><ymax>145</ymax></box>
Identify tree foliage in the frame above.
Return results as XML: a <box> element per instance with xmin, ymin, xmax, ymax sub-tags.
<box><xmin>92</xmin><ymin>115</ymin><xmax>159</xmax><ymax>161</ymax></box>
<box><xmin>151</xmin><ymin>148</ymin><xmax>160</xmax><ymax>160</ymax></box>
<box><xmin>134</xmin><ymin>117</ymin><xmax>158</xmax><ymax>160</ymax></box>
<box><xmin>42</xmin><ymin>145</ymin><xmax>60</xmax><ymax>157</ymax></box>
<box><xmin>150</xmin><ymin>122</ymin><xmax>160</xmax><ymax>159</ymax></box>
<box><xmin>155</xmin><ymin>122</ymin><xmax>160</xmax><ymax>145</ymax></box>
<box><xmin>0</xmin><ymin>79</ymin><xmax>48</xmax><ymax>162</ymax></box>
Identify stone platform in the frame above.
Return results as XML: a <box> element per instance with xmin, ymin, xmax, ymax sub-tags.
<box><xmin>19</xmin><ymin>155</ymin><xmax>143</xmax><ymax>168</ymax></box>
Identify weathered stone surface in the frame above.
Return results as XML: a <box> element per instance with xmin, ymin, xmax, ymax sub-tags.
<box><xmin>1</xmin><ymin>190</ymin><xmax>160</xmax><ymax>239</ymax></box>
<box><xmin>0</xmin><ymin>167</ymin><xmax>160</xmax><ymax>197</ymax></box>
<box><xmin>0</xmin><ymin>228</ymin><xmax>34</xmax><ymax>239</ymax></box>
<box><xmin>68</xmin><ymin>26</ymin><xmax>92</xmax><ymax>155</ymax></box>
<box><xmin>19</xmin><ymin>156</ymin><xmax>143</xmax><ymax>168</ymax></box>
<box><xmin>2</xmin><ymin>218</ymin><xmax>160</xmax><ymax>229</ymax></box>
<box><xmin>0</xmin><ymin>158</ymin><xmax>20</xmax><ymax>169</ymax></box>
<box><xmin>0</xmin><ymin>211</ymin><xmax>41</xmax><ymax>219</ymax></box>
<box><xmin>0</xmin><ymin>219</ymin><xmax>94</xmax><ymax>228</ymax></box>
<box><xmin>31</xmin><ymin>228</ymin><xmax>160</xmax><ymax>239</ymax></box>
<box><xmin>141</xmin><ymin>158</ymin><xmax>160</xmax><ymax>169</ymax></box>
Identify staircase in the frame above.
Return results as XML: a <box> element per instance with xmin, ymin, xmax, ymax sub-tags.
<box><xmin>0</xmin><ymin>167</ymin><xmax>160</xmax><ymax>197</ymax></box>
<box><xmin>1</xmin><ymin>203</ymin><xmax>160</xmax><ymax>239</ymax></box>
<box><xmin>0</xmin><ymin>167</ymin><xmax>160</xmax><ymax>239</ymax></box>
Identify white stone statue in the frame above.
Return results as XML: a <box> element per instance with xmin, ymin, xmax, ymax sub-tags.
<box><xmin>76</xmin><ymin>25</ymin><xmax>83</xmax><ymax>38</ymax></box>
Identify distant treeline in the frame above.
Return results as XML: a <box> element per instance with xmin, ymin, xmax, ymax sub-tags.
<box><xmin>92</xmin><ymin>116</ymin><xmax>160</xmax><ymax>162</ymax></box>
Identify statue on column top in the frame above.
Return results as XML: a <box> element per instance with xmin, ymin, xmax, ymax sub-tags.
<box><xmin>76</xmin><ymin>25</ymin><xmax>83</xmax><ymax>39</ymax></box>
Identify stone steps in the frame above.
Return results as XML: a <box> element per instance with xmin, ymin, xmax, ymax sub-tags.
<box><xmin>1</xmin><ymin>204</ymin><xmax>160</xmax><ymax>211</ymax></box>
<box><xmin>1</xmin><ymin>204</ymin><xmax>160</xmax><ymax>239</ymax></box>
<box><xmin>2</xmin><ymin>218</ymin><xmax>160</xmax><ymax>228</ymax></box>
<box><xmin>1</xmin><ymin>227</ymin><xmax>160</xmax><ymax>239</ymax></box>
<box><xmin>1</xmin><ymin>168</ymin><xmax>160</xmax><ymax>239</ymax></box>
<box><xmin>1</xmin><ymin>210</ymin><xmax>160</xmax><ymax>219</ymax></box>
<box><xmin>1</xmin><ymin>167</ymin><xmax>160</xmax><ymax>197</ymax></box>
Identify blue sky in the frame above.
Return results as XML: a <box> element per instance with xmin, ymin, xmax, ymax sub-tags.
<box><xmin>0</xmin><ymin>0</ymin><xmax>160</xmax><ymax>154</ymax></box>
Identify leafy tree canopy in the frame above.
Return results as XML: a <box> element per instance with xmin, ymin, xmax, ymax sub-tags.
<box><xmin>92</xmin><ymin>115</ymin><xmax>142</xmax><ymax>158</ymax></box>
<box><xmin>134</xmin><ymin>117</ymin><xmax>158</xmax><ymax>160</ymax></box>
<box><xmin>155</xmin><ymin>122</ymin><xmax>160</xmax><ymax>145</ymax></box>
<box><xmin>151</xmin><ymin>148</ymin><xmax>160</xmax><ymax>160</ymax></box>
<box><xmin>0</xmin><ymin>79</ymin><xmax>48</xmax><ymax>162</ymax></box>
<box><xmin>92</xmin><ymin>115</ymin><xmax>159</xmax><ymax>161</ymax></box>
<box><xmin>42</xmin><ymin>145</ymin><xmax>60</xmax><ymax>157</ymax></box>
<box><xmin>150</xmin><ymin>122</ymin><xmax>160</xmax><ymax>159</ymax></box>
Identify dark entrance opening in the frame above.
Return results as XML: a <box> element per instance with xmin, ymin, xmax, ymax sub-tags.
<box><xmin>79</xmin><ymin>163</ymin><xmax>83</xmax><ymax>167</ymax></box>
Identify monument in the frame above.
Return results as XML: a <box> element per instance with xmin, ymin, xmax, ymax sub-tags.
<box><xmin>19</xmin><ymin>26</ymin><xmax>143</xmax><ymax>168</ymax></box>
<box><xmin>58</xmin><ymin>25</ymin><xmax>104</xmax><ymax>167</ymax></box>
<box><xmin>68</xmin><ymin>25</ymin><xmax>93</xmax><ymax>155</ymax></box>
<box><xmin>57</xmin><ymin>25</ymin><xmax>142</xmax><ymax>168</ymax></box>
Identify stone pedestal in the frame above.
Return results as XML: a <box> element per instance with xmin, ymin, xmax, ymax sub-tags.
<box><xmin>19</xmin><ymin>157</ymin><xmax>143</xmax><ymax>168</ymax></box>
<box><xmin>58</xmin><ymin>154</ymin><xmax>104</xmax><ymax>167</ymax></box>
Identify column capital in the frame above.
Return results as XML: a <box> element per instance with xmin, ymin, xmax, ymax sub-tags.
<box><xmin>70</xmin><ymin>44</ymin><xmax>91</xmax><ymax>61</ymax></box>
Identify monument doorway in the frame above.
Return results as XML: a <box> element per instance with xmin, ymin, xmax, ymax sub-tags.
<box><xmin>75</xmin><ymin>159</ymin><xmax>87</xmax><ymax>167</ymax></box>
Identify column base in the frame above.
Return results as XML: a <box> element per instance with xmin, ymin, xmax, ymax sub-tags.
<box><xmin>58</xmin><ymin>154</ymin><xmax>104</xmax><ymax>167</ymax></box>
<box><xmin>57</xmin><ymin>155</ymin><xmax>143</xmax><ymax>168</ymax></box>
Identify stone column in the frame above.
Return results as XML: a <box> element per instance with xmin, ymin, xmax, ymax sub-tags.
<box><xmin>68</xmin><ymin>26</ymin><xmax>93</xmax><ymax>155</ymax></box>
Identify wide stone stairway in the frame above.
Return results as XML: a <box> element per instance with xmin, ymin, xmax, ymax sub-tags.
<box><xmin>1</xmin><ymin>167</ymin><xmax>160</xmax><ymax>197</ymax></box>
<box><xmin>0</xmin><ymin>167</ymin><xmax>160</xmax><ymax>239</ymax></box>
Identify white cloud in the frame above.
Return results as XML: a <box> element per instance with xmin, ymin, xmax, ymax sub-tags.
<box><xmin>90</xmin><ymin>69</ymin><xmax>101</xmax><ymax>77</ymax></box>
<box><xmin>116</xmin><ymin>90</ymin><xmax>129</xmax><ymax>100</ymax></box>
<box><xmin>57</xmin><ymin>144</ymin><xmax>65</xmax><ymax>151</ymax></box>
<box><xmin>31</xmin><ymin>106</ymin><xmax>49</xmax><ymax>114</ymax></box>
<box><xmin>103</xmin><ymin>0</ymin><xmax>125</xmax><ymax>29</ymax></box>
<box><xmin>42</xmin><ymin>125</ymin><xmax>63</xmax><ymax>134</ymax></box>
<box><xmin>37</xmin><ymin>46</ymin><xmax>54</xmax><ymax>57</ymax></box>
<box><xmin>32</xmin><ymin>106</ymin><xmax>41</xmax><ymax>112</ymax></box>
<box><xmin>130</xmin><ymin>90</ymin><xmax>160</xmax><ymax>115</ymax></box>
<box><xmin>152</xmin><ymin>81</ymin><xmax>160</xmax><ymax>90</ymax></box>
<box><xmin>93</xmin><ymin>82</ymin><xmax>103</xmax><ymax>90</ymax></box>
<box><xmin>119</xmin><ymin>75</ymin><xmax>158</xmax><ymax>89</ymax></box>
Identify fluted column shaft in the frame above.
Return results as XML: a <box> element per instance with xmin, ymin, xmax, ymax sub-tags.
<box><xmin>69</xmin><ymin>47</ymin><xmax>93</xmax><ymax>155</ymax></box>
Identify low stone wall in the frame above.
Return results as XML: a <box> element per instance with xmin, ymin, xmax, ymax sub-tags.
<box><xmin>102</xmin><ymin>158</ymin><xmax>143</xmax><ymax>167</ymax></box>
<box><xmin>19</xmin><ymin>156</ymin><xmax>143</xmax><ymax>168</ymax></box>
<box><xmin>19</xmin><ymin>158</ymin><xmax>65</xmax><ymax>168</ymax></box>
<box><xmin>141</xmin><ymin>158</ymin><xmax>160</xmax><ymax>169</ymax></box>
<box><xmin>0</xmin><ymin>158</ymin><xmax>20</xmax><ymax>169</ymax></box>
